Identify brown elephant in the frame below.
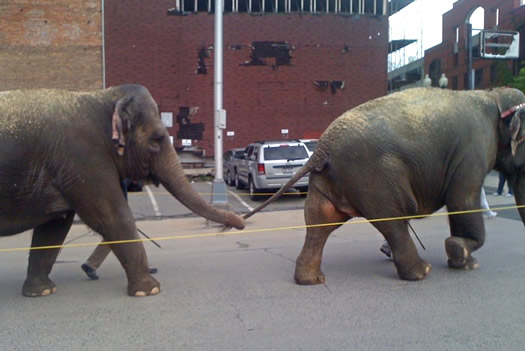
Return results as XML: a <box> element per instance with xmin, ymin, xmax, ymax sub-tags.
<box><xmin>0</xmin><ymin>84</ymin><xmax>244</xmax><ymax>297</ymax></box>
<box><xmin>243</xmin><ymin>87</ymin><xmax>525</xmax><ymax>284</ymax></box>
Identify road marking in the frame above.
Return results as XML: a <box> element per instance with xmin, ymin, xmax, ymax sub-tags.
<box><xmin>145</xmin><ymin>185</ymin><xmax>162</xmax><ymax>217</ymax></box>
<box><xmin>205</xmin><ymin>181</ymin><xmax>254</xmax><ymax>212</ymax></box>
<box><xmin>228</xmin><ymin>190</ymin><xmax>254</xmax><ymax>212</ymax></box>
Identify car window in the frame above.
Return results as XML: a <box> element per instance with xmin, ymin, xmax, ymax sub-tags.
<box><xmin>263</xmin><ymin>145</ymin><xmax>308</xmax><ymax>160</ymax></box>
<box><xmin>234</xmin><ymin>150</ymin><xmax>244</xmax><ymax>159</ymax></box>
<box><xmin>303</xmin><ymin>141</ymin><xmax>318</xmax><ymax>152</ymax></box>
<box><xmin>250</xmin><ymin>149</ymin><xmax>258</xmax><ymax>161</ymax></box>
<box><xmin>246</xmin><ymin>146</ymin><xmax>253</xmax><ymax>159</ymax></box>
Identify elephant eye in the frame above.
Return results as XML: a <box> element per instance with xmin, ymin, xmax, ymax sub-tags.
<box><xmin>148</xmin><ymin>133</ymin><xmax>165</xmax><ymax>153</ymax></box>
<box><xmin>150</xmin><ymin>134</ymin><xmax>164</xmax><ymax>144</ymax></box>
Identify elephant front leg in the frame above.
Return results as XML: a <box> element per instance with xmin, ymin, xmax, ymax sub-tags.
<box><xmin>445</xmin><ymin>212</ymin><xmax>484</xmax><ymax>270</ymax></box>
<box><xmin>109</xmin><ymin>241</ymin><xmax>160</xmax><ymax>297</ymax></box>
<box><xmin>23</xmin><ymin>212</ymin><xmax>75</xmax><ymax>297</ymax></box>
<box><xmin>71</xmin><ymin>183</ymin><xmax>160</xmax><ymax>297</ymax></box>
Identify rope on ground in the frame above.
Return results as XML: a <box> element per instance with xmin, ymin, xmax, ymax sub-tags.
<box><xmin>1</xmin><ymin>204</ymin><xmax>523</xmax><ymax>253</ymax></box>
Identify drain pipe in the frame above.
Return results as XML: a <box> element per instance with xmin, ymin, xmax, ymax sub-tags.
<box><xmin>101</xmin><ymin>0</ymin><xmax>106</xmax><ymax>89</ymax></box>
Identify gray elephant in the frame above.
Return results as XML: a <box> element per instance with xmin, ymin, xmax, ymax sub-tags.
<box><xmin>0</xmin><ymin>84</ymin><xmax>245</xmax><ymax>297</ymax></box>
<box><xmin>243</xmin><ymin>87</ymin><xmax>525</xmax><ymax>284</ymax></box>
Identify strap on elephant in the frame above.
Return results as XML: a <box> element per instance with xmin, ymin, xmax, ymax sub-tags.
<box><xmin>495</xmin><ymin>99</ymin><xmax>525</xmax><ymax>152</ymax></box>
<box><xmin>489</xmin><ymin>89</ymin><xmax>525</xmax><ymax>119</ymax></box>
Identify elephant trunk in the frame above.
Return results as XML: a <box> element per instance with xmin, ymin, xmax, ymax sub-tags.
<box><xmin>153</xmin><ymin>143</ymin><xmax>245</xmax><ymax>230</ymax></box>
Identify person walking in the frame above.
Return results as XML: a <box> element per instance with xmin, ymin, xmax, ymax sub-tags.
<box><xmin>494</xmin><ymin>171</ymin><xmax>513</xmax><ymax>197</ymax></box>
<box><xmin>480</xmin><ymin>187</ymin><xmax>497</xmax><ymax>218</ymax></box>
<box><xmin>81</xmin><ymin>179</ymin><xmax>158</xmax><ymax>280</ymax></box>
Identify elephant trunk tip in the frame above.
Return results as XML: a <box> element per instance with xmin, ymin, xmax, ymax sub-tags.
<box><xmin>227</xmin><ymin>214</ymin><xmax>245</xmax><ymax>230</ymax></box>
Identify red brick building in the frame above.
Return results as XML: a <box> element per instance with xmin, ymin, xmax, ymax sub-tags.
<box><xmin>104</xmin><ymin>1</ymin><xmax>390</xmax><ymax>154</ymax></box>
<box><xmin>0</xmin><ymin>0</ymin><xmax>102</xmax><ymax>91</ymax></box>
<box><xmin>424</xmin><ymin>0</ymin><xmax>525</xmax><ymax>90</ymax></box>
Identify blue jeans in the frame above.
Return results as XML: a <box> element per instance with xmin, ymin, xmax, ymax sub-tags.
<box><xmin>497</xmin><ymin>172</ymin><xmax>513</xmax><ymax>195</ymax></box>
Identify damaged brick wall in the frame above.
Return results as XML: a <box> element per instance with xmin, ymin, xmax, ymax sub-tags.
<box><xmin>0</xmin><ymin>0</ymin><xmax>102</xmax><ymax>91</ymax></box>
<box><xmin>105</xmin><ymin>1</ymin><xmax>388</xmax><ymax>154</ymax></box>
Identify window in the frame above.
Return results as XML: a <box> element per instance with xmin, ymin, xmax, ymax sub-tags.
<box><xmin>264</xmin><ymin>146</ymin><xmax>308</xmax><ymax>161</ymax></box>
<box><xmin>475</xmin><ymin>68</ymin><xmax>484</xmax><ymax>88</ymax></box>
<box><xmin>169</xmin><ymin>0</ymin><xmax>386</xmax><ymax>14</ymax></box>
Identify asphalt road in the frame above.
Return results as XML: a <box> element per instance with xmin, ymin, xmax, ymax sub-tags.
<box><xmin>0</xmin><ymin>172</ymin><xmax>524</xmax><ymax>350</ymax></box>
<box><xmin>126</xmin><ymin>180</ymin><xmax>307</xmax><ymax>221</ymax></box>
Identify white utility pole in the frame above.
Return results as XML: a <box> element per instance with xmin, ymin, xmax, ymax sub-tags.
<box><xmin>211</xmin><ymin>0</ymin><xmax>228</xmax><ymax>207</ymax></box>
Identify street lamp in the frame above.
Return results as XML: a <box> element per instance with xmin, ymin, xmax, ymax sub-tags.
<box><xmin>422</xmin><ymin>74</ymin><xmax>431</xmax><ymax>87</ymax></box>
<box><xmin>438</xmin><ymin>73</ymin><xmax>449</xmax><ymax>89</ymax></box>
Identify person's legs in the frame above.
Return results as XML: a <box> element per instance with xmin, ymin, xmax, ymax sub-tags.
<box><xmin>480</xmin><ymin>188</ymin><xmax>497</xmax><ymax>218</ymax></box>
<box><xmin>81</xmin><ymin>243</ymin><xmax>112</xmax><ymax>280</ymax></box>
<box><xmin>495</xmin><ymin>172</ymin><xmax>506</xmax><ymax>195</ymax></box>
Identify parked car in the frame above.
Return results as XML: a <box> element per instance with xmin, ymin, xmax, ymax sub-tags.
<box><xmin>235</xmin><ymin>140</ymin><xmax>310</xmax><ymax>200</ymax></box>
<box><xmin>223</xmin><ymin>148</ymin><xmax>245</xmax><ymax>186</ymax></box>
<box><xmin>299</xmin><ymin>139</ymin><xmax>318</xmax><ymax>157</ymax></box>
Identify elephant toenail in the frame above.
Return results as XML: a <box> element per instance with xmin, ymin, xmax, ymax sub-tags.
<box><xmin>150</xmin><ymin>287</ymin><xmax>160</xmax><ymax>295</ymax></box>
<box><xmin>41</xmin><ymin>289</ymin><xmax>51</xmax><ymax>296</ymax></box>
<box><xmin>135</xmin><ymin>291</ymin><xmax>146</xmax><ymax>297</ymax></box>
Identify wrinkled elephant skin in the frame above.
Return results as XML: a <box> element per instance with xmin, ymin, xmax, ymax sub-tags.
<box><xmin>0</xmin><ymin>84</ymin><xmax>245</xmax><ymax>297</ymax></box>
<box><xmin>244</xmin><ymin>87</ymin><xmax>525</xmax><ymax>283</ymax></box>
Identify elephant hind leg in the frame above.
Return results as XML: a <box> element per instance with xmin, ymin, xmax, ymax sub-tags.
<box><xmin>294</xmin><ymin>187</ymin><xmax>350</xmax><ymax>285</ymax></box>
<box><xmin>23</xmin><ymin>212</ymin><xmax>75</xmax><ymax>297</ymax></box>
<box><xmin>372</xmin><ymin>220</ymin><xmax>431</xmax><ymax>281</ymax></box>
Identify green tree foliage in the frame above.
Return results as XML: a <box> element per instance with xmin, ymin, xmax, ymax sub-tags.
<box><xmin>494</xmin><ymin>61</ymin><xmax>525</xmax><ymax>92</ymax></box>
<box><xmin>494</xmin><ymin>61</ymin><xmax>514</xmax><ymax>86</ymax></box>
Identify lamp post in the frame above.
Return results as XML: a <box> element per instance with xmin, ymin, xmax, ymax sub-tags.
<box><xmin>211</xmin><ymin>0</ymin><xmax>228</xmax><ymax>209</ymax></box>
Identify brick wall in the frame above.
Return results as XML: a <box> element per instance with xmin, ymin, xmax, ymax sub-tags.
<box><xmin>104</xmin><ymin>1</ymin><xmax>388</xmax><ymax>154</ymax></box>
<box><xmin>0</xmin><ymin>0</ymin><xmax>102</xmax><ymax>91</ymax></box>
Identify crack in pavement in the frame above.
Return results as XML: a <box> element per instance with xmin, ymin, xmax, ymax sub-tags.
<box><xmin>263</xmin><ymin>248</ymin><xmax>296</xmax><ymax>264</ymax></box>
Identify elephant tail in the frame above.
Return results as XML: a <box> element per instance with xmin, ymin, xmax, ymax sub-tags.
<box><xmin>242</xmin><ymin>143</ymin><xmax>329</xmax><ymax>220</ymax></box>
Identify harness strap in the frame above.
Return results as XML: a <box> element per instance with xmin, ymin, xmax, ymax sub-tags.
<box><xmin>501</xmin><ymin>103</ymin><xmax>525</xmax><ymax>119</ymax></box>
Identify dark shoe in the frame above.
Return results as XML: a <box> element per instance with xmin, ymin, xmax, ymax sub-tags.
<box><xmin>81</xmin><ymin>264</ymin><xmax>99</xmax><ymax>280</ymax></box>
<box><xmin>149</xmin><ymin>268</ymin><xmax>158</xmax><ymax>274</ymax></box>
<box><xmin>380</xmin><ymin>241</ymin><xmax>392</xmax><ymax>258</ymax></box>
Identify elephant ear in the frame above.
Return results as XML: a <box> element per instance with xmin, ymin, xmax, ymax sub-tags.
<box><xmin>112</xmin><ymin>96</ymin><xmax>134</xmax><ymax>156</ymax></box>
<box><xmin>508</xmin><ymin>108</ymin><xmax>525</xmax><ymax>156</ymax></box>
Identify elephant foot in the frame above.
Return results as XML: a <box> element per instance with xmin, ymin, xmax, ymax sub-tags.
<box><xmin>127</xmin><ymin>274</ymin><xmax>161</xmax><ymax>297</ymax></box>
<box><xmin>294</xmin><ymin>264</ymin><xmax>325</xmax><ymax>285</ymax></box>
<box><xmin>395</xmin><ymin>259</ymin><xmax>432</xmax><ymax>281</ymax></box>
<box><xmin>22</xmin><ymin>277</ymin><xmax>57</xmax><ymax>297</ymax></box>
<box><xmin>445</xmin><ymin>237</ymin><xmax>480</xmax><ymax>270</ymax></box>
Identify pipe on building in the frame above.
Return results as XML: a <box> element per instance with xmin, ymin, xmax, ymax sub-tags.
<box><xmin>101</xmin><ymin>0</ymin><xmax>106</xmax><ymax>89</ymax></box>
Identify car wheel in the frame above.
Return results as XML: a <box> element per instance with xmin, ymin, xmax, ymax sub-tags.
<box><xmin>235</xmin><ymin>172</ymin><xmax>244</xmax><ymax>189</ymax></box>
<box><xmin>249</xmin><ymin>177</ymin><xmax>263</xmax><ymax>201</ymax></box>
<box><xmin>226</xmin><ymin>170</ymin><xmax>233</xmax><ymax>186</ymax></box>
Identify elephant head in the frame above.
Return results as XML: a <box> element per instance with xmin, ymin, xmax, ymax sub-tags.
<box><xmin>493</xmin><ymin>87</ymin><xmax>525</xmax><ymax>224</ymax></box>
<box><xmin>108</xmin><ymin>85</ymin><xmax>245</xmax><ymax>230</ymax></box>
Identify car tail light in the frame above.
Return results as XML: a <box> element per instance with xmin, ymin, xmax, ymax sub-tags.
<box><xmin>257</xmin><ymin>163</ymin><xmax>265</xmax><ymax>175</ymax></box>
